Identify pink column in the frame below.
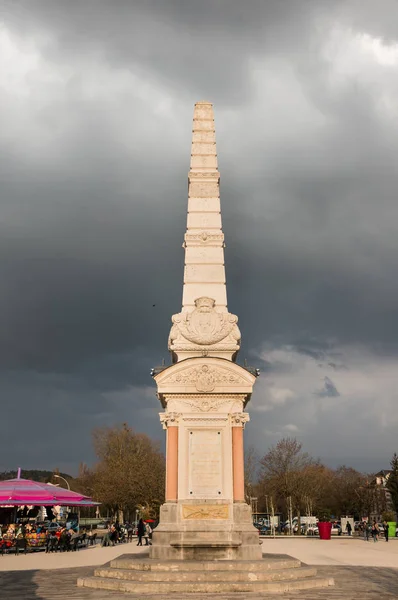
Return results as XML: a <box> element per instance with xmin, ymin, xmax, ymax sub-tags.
<box><xmin>232</xmin><ymin>425</ymin><xmax>245</xmax><ymax>502</ymax></box>
<box><xmin>165</xmin><ymin>425</ymin><xmax>178</xmax><ymax>502</ymax></box>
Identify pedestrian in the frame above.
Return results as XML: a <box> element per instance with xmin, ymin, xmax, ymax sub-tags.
<box><xmin>101</xmin><ymin>524</ymin><xmax>113</xmax><ymax>547</ymax></box>
<box><xmin>346</xmin><ymin>521</ymin><xmax>352</xmax><ymax>536</ymax></box>
<box><xmin>109</xmin><ymin>524</ymin><xmax>118</xmax><ymax>546</ymax></box>
<box><xmin>144</xmin><ymin>522</ymin><xmax>152</xmax><ymax>546</ymax></box>
<box><xmin>371</xmin><ymin>521</ymin><xmax>378</xmax><ymax>542</ymax></box>
<box><xmin>137</xmin><ymin>518</ymin><xmax>145</xmax><ymax>546</ymax></box>
<box><xmin>383</xmin><ymin>520</ymin><xmax>389</xmax><ymax>542</ymax></box>
<box><xmin>127</xmin><ymin>523</ymin><xmax>133</xmax><ymax>543</ymax></box>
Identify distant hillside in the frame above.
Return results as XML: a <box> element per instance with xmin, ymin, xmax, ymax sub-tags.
<box><xmin>0</xmin><ymin>470</ymin><xmax>73</xmax><ymax>482</ymax></box>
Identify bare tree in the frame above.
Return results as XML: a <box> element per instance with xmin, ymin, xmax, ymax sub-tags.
<box><xmin>244</xmin><ymin>446</ymin><xmax>259</xmax><ymax>506</ymax></box>
<box><xmin>77</xmin><ymin>424</ymin><xmax>165</xmax><ymax>522</ymax></box>
<box><xmin>259</xmin><ymin>438</ymin><xmax>325</xmax><ymax>531</ymax></box>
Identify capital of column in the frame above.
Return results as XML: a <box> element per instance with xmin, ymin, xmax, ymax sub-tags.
<box><xmin>231</xmin><ymin>412</ymin><xmax>250</xmax><ymax>428</ymax></box>
<box><xmin>159</xmin><ymin>412</ymin><xmax>181</xmax><ymax>430</ymax></box>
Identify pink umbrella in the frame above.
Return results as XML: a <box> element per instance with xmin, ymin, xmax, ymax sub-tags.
<box><xmin>0</xmin><ymin>478</ymin><xmax>99</xmax><ymax>506</ymax></box>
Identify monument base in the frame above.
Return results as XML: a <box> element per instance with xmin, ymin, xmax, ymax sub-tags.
<box><xmin>149</xmin><ymin>500</ymin><xmax>262</xmax><ymax>561</ymax></box>
<box><xmin>77</xmin><ymin>554</ymin><xmax>335</xmax><ymax>594</ymax></box>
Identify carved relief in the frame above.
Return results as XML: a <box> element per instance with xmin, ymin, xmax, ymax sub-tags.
<box><xmin>169</xmin><ymin>297</ymin><xmax>241</xmax><ymax>353</ymax></box>
<box><xmin>183</xmin><ymin>417</ymin><xmax>228</xmax><ymax>422</ymax></box>
<box><xmin>184</xmin><ymin>232</ymin><xmax>224</xmax><ymax>245</ymax></box>
<box><xmin>165</xmin><ymin>394</ymin><xmax>246</xmax><ymax>414</ymax></box>
<box><xmin>178</xmin><ymin>396</ymin><xmax>238</xmax><ymax>412</ymax></box>
<box><xmin>166</xmin><ymin>364</ymin><xmax>246</xmax><ymax>392</ymax></box>
<box><xmin>188</xmin><ymin>171</ymin><xmax>220</xmax><ymax>179</ymax></box>
<box><xmin>182</xmin><ymin>504</ymin><xmax>229</xmax><ymax>520</ymax></box>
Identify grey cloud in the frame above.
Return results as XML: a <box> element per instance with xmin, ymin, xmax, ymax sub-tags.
<box><xmin>1</xmin><ymin>0</ymin><xmax>397</xmax><ymax>472</ymax></box>
<box><xmin>316</xmin><ymin>376</ymin><xmax>340</xmax><ymax>398</ymax></box>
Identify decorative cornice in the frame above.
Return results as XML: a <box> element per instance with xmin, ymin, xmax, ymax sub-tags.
<box><xmin>165</xmin><ymin>394</ymin><xmax>247</xmax><ymax>401</ymax></box>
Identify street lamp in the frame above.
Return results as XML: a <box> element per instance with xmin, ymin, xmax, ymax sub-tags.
<box><xmin>54</xmin><ymin>474</ymin><xmax>70</xmax><ymax>491</ymax></box>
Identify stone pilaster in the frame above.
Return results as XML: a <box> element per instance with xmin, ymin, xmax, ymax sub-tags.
<box><xmin>231</xmin><ymin>414</ymin><xmax>249</xmax><ymax>503</ymax></box>
<box><xmin>160</xmin><ymin>413</ymin><xmax>180</xmax><ymax>503</ymax></box>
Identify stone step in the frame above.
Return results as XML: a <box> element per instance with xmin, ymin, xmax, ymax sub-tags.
<box><xmin>110</xmin><ymin>555</ymin><xmax>301</xmax><ymax>572</ymax></box>
<box><xmin>77</xmin><ymin>574</ymin><xmax>334</xmax><ymax>594</ymax></box>
<box><xmin>170</xmin><ymin>540</ymin><xmax>242</xmax><ymax>547</ymax></box>
<box><xmin>94</xmin><ymin>565</ymin><xmax>317</xmax><ymax>583</ymax></box>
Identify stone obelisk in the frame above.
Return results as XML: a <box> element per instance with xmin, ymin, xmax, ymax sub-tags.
<box><xmin>77</xmin><ymin>102</ymin><xmax>333</xmax><ymax>592</ymax></box>
<box><xmin>151</xmin><ymin>101</ymin><xmax>261</xmax><ymax>560</ymax></box>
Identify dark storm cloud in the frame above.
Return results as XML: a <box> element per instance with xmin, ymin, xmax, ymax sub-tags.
<box><xmin>1</xmin><ymin>0</ymin><xmax>398</xmax><ymax>472</ymax></box>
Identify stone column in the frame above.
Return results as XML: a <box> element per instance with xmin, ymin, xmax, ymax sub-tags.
<box><xmin>160</xmin><ymin>413</ymin><xmax>179</xmax><ymax>502</ymax></box>
<box><xmin>231</xmin><ymin>413</ymin><xmax>250</xmax><ymax>503</ymax></box>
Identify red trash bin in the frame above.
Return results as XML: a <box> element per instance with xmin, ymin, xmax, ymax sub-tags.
<box><xmin>318</xmin><ymin>522</ymin><xmax>332</xmax><ymax>540</ymax></box>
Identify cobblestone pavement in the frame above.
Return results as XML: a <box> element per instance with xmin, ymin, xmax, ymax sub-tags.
<box><xmin>1</xmin><ymin>565</ymin><xmax>398</xmax><ymax>599</ymax></box>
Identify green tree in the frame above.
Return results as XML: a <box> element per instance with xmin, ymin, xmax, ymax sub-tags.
<box><xmin>386</xmin><ymin>453</ymin><xmax>398</xmax><ymax>517</ymax></box>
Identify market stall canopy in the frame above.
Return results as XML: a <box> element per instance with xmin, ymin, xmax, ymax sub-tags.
<box><xmin>0</xmin><ymin>478</ymin><xmax>99</xmax><ymax>506</ymax></box>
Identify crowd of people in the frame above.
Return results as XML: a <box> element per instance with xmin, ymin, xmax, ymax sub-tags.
<box><xmin>100</xmin><ymin>519</ymin><xmax>153</xmax><ymax>547</ymax></box>
<box><xmin>0</xmin><ymin>523</ymin><xmax>94</xmax><ymax>553</ymax></box>
<box><xmin>0</xmin><ymin>517</ymin><xmax>156</xmax><ymax>554</ymax></box>
<box><xmin>358</xmin><ymin>520</ymin><xmax>391</xmax><ymax>542</ymax></box>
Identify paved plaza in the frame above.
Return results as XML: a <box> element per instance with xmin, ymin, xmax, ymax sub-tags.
<box><xmin>1</xmin><ymin>539</ymin><xmax>397</xmax><ymax>598</ymax></box>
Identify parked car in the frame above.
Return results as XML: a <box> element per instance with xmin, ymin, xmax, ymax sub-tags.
<box><xmin>305</xmin><ymin>524</ymin><xmax>319</xmax><ymax>536</ymax></box>
<box><xmin>331</xmin><ymin>522</ymin><xmax>342</xmax><ymax>535</ymax></box>
<box><xmin>259</xmin><ymin>526</ymin><xmax>271</xmax><ymax>535</ymax></box>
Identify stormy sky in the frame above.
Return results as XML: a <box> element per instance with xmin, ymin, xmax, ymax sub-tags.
<box><xmin>1</xmin><ymin>0</ymin><xmax>397</xmax><ymax>475</ymax></box>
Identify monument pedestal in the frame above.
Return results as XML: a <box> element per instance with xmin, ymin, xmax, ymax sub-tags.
<box><xmin>151</xmin><ymin>355</ymin><xmax>261</xmax><ymax>561</ymax></box>
<box><xmin>150</xmin><ymin>500</ymin><xmax>262</xmax><ymax>560</ymax></box>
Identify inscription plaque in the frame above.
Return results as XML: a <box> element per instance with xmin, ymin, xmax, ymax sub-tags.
<box><xmin>188</xmin><ymin>429</ymin><xmax>222</xmax><ymax>497</ymax></box>
<box><xmin>182</xmin><ymin>504</ymin><xmax>229</xmax><ymax>519</ymax></box>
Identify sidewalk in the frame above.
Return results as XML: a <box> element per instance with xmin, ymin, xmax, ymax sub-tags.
<box><xmin>0</xmin><ymin>537</ymin><xmax>397</xmax><ymax>572</ymax></box>
<box><xmin>261</xmin><ymin>537</ymin><xmax>398</xmax><ymax>568</ymax></box>
<box><xmin>0</xmin><ymin>541</ymin><xmax>148</xmax><ymax>572</ymax></box>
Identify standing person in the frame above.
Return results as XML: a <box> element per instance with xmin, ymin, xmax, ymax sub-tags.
<box><xmin>144</xmin><ymin>522</ymin><xmax>152</xmax><ymax>546</ymax></box>
<box><xmin>110</xmin><ymin>524</ymin><xmax>118</xmax><ymax>546</ymax></box>
<box><xmin>345</xmin><ymin>521</ymin><xmax>352</xmax><ymax>536</ymax></box>
<box><xmin>101</xmin><ymin>524</ymin><xmax>112</xmax><ymax>547</ymax></box>
<box><xmin>367</xmin><ymin>523</ymin><xmax>371</xmax><ymax>541</ymax></box>
<box><xmin>126</xmin><ymin>523</ymin><xmax>133</xmax><ymax>543</ymax></box>
<box><xmin>383</xmin><ymin>520</ymin><xmax>389</xmax><ymax>542</ymax></box>
<box><xmin>371</xmin><ymin>521</ymin><xmax>378</xmax><ymax>542</ymax></box>
<box><xmin>137</xmin><ymin>518</ymin><xmax>145</xmax><ymax>546</ymax></box>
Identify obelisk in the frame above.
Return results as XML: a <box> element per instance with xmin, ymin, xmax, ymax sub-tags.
<box><xmin>151</xmin><ymin>101</ymin><xmax>261</xmax><ymax>560</ymax></box>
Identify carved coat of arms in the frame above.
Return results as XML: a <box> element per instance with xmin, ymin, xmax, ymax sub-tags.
<box><xmin>168</xmin><ymin>297</ymin><xmax>241</xmax><ymax>351</ymax></box>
